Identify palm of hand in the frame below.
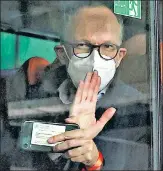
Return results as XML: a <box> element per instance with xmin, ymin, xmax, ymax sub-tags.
<box><xmin>66</xmin><ymin>72</ymin><xmax>115</xmax><ymax>132</ymax></box>
<box><xmin>70</xmin><ymin>101</ymin><xmax>97</xmax><ymax>129</ymax></box>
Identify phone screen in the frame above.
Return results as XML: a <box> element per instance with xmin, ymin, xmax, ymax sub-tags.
<box><xmin>31</xmin><ymin>122</ymin><xmax>66</xmax><ymax>147</ymax></box>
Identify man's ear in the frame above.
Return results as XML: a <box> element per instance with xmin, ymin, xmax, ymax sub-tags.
<box><xmin>116</xmin><ymin>48</ymin><xmax>127</xmax><ymax>67</ymax></box>
<box><xmin>54</xmin><ymin>45</ymin><xmax>69</xmax><ymax>65</ymax></box>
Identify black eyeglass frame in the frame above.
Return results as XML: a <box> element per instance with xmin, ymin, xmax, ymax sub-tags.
<box><xmin>61</xmin><ymin>40</ymin><xmax>121</xmax><ymax>61</ymax></box>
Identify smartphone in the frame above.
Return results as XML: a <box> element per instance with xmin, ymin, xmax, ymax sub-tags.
<box><xmin>19</xmin><ymin>121</ymin><xmax>79</xmax><ymax>152</ymax></box>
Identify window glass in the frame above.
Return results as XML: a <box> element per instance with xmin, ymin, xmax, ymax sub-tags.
<box><xmin>1</xmin><ymin>1</ymin><xmax>161</xmax><ymax>170</ymax></box>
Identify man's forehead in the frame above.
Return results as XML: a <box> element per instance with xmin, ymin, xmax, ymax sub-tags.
<box><xmin>75</xmin><ymin>31</ymin><xmax>120</xmax><ymax>45</ymax></box>
<box><xmin>72</xmin><ymin>6</ymin><xmax>121</xmax><ymax>44</ymax></box>
<box><xmin>76</xmin><ymin>6</ymin><xmax>116</xmax><ymax>19</ymax></box>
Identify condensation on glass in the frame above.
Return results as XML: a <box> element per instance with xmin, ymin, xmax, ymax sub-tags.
<box><xmin>0</xmin><ymin>0</ymin><xmax>161</xmax><ymax>170</ymax></box>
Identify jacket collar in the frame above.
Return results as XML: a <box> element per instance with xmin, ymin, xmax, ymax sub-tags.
<box><xmin>58</xmin><ymin>78</ymin><xmax>107</xmax><ymax>104</ymax></box>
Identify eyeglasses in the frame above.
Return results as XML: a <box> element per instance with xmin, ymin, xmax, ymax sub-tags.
<box><xmin>63</xmin><ymin>41</ymin><xmax>120</xmax><ymax>60</ymax></box>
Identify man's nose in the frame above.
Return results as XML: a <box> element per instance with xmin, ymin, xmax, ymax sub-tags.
<box><xmin>89</xmin><ymin>49</ymin><xmax>96</xmax><ymax>63</ymax></box>
<box><xmin>92</xmin><ymin>49</ymin><xmax>99</xmax><ymax>58</ymax></box>
<box><xmin>91</xmin><ymin>50</ymin><xmax>100</xmax><ymax>68</ymax></box>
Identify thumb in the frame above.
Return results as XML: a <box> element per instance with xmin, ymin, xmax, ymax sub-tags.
<box><xmin>87</xmin><ymin>107</ymin><xmax>116</xmax><ymax>138</ymax></box>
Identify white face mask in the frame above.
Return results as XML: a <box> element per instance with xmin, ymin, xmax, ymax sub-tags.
<box><xmin>67</xmin><ymin>50</ymin><xmax>116</xmax><ymax>91</ymax></box>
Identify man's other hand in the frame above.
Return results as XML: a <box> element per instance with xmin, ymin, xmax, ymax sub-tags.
<box><xmin>48</xmin><ymin>130</ymin><xmax>98</xmax><ymax>166</ymax></box>
<box><xmin>49</xmin><ymin>135</ymin><xmax>99</xmax><ymax>166</ymax></box>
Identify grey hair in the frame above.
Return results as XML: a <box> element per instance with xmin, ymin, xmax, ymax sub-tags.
<box><xmin>62</xmin><ymin>4</ymin><xmax>124</xmax><ymax>44</ymax></box>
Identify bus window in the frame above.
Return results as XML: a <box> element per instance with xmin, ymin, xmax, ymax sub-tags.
<box><xmin>0</xmin><ymin>1</ymin><xmax>162</xmax><ymax>170</ymax></box>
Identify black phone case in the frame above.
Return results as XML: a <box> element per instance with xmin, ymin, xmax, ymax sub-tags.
<box><xmin>19</xmin><ymin>121</ymin><xmax>79</xmax><ymax>152</ymax></box>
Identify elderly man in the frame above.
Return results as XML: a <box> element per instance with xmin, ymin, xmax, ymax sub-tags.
<box><xmin>5</xmin><ymin>5</ymin><xmax>149</xmax><ymax>171</ymax></box>
<box><xmin>45</xmin><ymin>5</ymin><xmax>149</xmax><ymax>170</ymax></box>
<box><xmin>46</xmin><ymin>5</ymin><xmax>126</xmax><ymax>170</ymax></box>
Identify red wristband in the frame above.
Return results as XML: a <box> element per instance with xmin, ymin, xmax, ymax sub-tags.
<box><xmin>86</xmin><ymin>151</ymin><xmax>104</xmax><ymax>171</ymax></box>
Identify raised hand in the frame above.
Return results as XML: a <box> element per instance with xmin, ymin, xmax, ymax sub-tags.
<box><xmin>65</xmin><ymin>71</ymin><xmax>116</xmax><ymax>129</ymax></box>
<box><xmin>48</xmin><ymin>71</ymin><xmax>116</xmax><ymax>166</ymax></box>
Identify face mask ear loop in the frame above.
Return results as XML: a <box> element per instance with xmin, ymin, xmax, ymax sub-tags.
<box><xmin>62</xmin><ymin>45</ymin><xmax>72</xmax><ymax>62</ymax></box>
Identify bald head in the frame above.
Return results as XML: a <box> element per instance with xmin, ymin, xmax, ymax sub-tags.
<box><xmin>64</xmin><ymin>6</ymin><xmax>123</xmax><ymax>45</ymax></box>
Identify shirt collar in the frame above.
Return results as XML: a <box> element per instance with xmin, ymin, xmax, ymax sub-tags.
<box><xmin>97</xmin><ymin>87</ymin><xmax>107</xmax><ymax>100</ymax></box>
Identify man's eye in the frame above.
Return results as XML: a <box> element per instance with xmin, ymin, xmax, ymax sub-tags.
<box><xmin>103</xmin><ymin>44</ymin><xmax>116</xmax><ymax>51</ymax></box>
<box><xmin>103</xmin><ymin>44</ymin><xmax>113</xmax><ymax>48</ymax></box>
<box><xmin>76</xmin><ymin>43</ymin><xmax>89</xmax><ymax>48</ymax></box>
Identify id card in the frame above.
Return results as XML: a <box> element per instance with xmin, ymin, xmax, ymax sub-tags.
<box><xmin>31</xmin><ymin>122</ymin><xmax>65</xmax><ymax>147</ymax></box>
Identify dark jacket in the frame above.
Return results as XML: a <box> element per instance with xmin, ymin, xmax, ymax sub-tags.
<box><xmin>3</xmin><ymin>65</ymin><xmax>150</xmax><ymax>170</ymax></box>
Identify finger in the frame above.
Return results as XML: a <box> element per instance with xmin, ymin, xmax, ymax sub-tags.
<box><xmin>48</xmin><ymin>129</ymin><xmax>86</xmax><ymax>144</ymax></box>
<box><xmin>54</xmin><ymin>139</ymin><xmax>89</xmax><ymax>152</ymax></box>
<box><xmin>92</xmin><ymin>76</ymin><xmax>101</xmax><ymax>102</ymax></box>
<box><xmin>74</xmin><ymin>80</ymin><xmax>84</xmax><ymax>104</ymax></box>
<box><xmin>86</xmin><ymin>71</ymin><xmax>98</xmax><ymax>101</ymax></box>
<box><xmin>65</xmin><ymin>117</ymin><xmax>77</xmax><ymax>124</ymax></box>
<box><xmin>66</xmin><ymin>142</ymin><xmax>92</xmax><ymax>158</ymax></box>
<box><xmin>81</xmin><ymin>72</ymin><xmax>93</xmax><ymax>101</ymax></box>
<box><xmin>86</xmin><ymin>107</ymin><xmax>116</xmax><ymax>138</ymax></box>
